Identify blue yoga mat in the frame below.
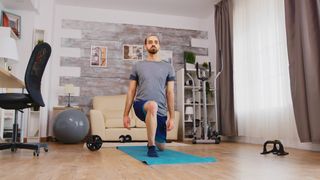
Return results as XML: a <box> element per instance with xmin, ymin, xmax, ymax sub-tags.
<box><xmin>117</xmin><ymin>146</ymin><xmax>217</xmax><ymax>165</ymax></box>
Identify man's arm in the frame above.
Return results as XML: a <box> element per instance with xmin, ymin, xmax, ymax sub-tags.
<box><xmin>166</xmin><ymin>81</ymin><xmax>175</xmax><ymax>131</ymax></box>
<box><xmin>123</xmin><ymin>80</ymin><xmax>137</xmax><ymax>129</ymax></box>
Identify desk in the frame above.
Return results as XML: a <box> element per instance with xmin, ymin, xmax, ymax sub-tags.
<box><xmin>0</xmin><ymin>67</ymin><xmax>25</xmax><ymax>142</ymax></box>
<box><xmin>0</xmin><ymin>68</ymin><xmax>24</xmax><ymax>88</ymax></box>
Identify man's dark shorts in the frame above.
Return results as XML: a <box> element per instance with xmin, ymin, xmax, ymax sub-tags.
<box><xmin>133</xmin><ymin>100</ymin><xmax>167</xmax><ymax>143</ymax></box>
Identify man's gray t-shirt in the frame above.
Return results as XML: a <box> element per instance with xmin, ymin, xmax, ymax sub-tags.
<box><xmin>129</xmin><ymin>60</ymin><xmax>175</xmax><ymax>116</ymax></box>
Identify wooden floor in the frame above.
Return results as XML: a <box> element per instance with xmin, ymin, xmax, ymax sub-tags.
<box><xmin>0</xmin><ymin>141</ymin><xmax>319</xmax><ymax>180</ymax></box>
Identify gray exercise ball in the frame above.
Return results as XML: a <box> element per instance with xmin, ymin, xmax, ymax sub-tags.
<box><xmin>53</xmin><ymin>109</ymin><xmax>89</xmax><ymax>144</ymax></box>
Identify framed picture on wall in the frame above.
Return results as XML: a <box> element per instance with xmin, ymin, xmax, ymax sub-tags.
<box><xmin>160</xmin><ymin>50</ymin><xmax>173</xmax><ymax>65</ymax></box>
<box><xmin>90</xmin><ymin>45</ymin><xmax>107</xmax><ymax>67</ymax></box>
<box><xmin>1</xmin><ymin>11</ymin><xmax>21</xmax><ymax>39</ymax></box>
<box><xmin>123</xmin><ymin>44</ymin><xmax>143</xmax><ymax>61</ymax></box>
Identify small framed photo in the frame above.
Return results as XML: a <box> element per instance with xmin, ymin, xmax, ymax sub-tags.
<box><xmin>123</xmin><ymin>44</ymin><xmax>143</xmax><ymax>61</ymax></box>
<box><xmin>1</xmin><ymin>11</ymin><xmax>21</xmax><ymax>39</ymax></box>
<box><xmin>160</xmin><ymin>50</ymin><xmax>173</xmax><ymax>65</ymax></box>
<box><xmin>90</xmin><ymin>45</ymin><xmax>107</xmax><ymax>67</ymax></box>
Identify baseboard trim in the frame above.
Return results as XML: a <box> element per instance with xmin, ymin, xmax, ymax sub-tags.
<box><xmin>23</xmin><ymin>137</ymin><xmax>50</xmax><ymax>143</ymax></box>
<box><xmin>40</xmin><ymin>137</ymin><xmax>48</xmax><ymax>142</ymax></box>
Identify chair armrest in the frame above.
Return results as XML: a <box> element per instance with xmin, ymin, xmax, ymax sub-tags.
<box><xmin>90</xmin><ymin>109</ymin><xmax>106</xmax><ymax>140</ymax></box>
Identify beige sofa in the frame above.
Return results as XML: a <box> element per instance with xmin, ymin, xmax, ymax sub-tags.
<box><xmin>90</xmin><ymin>94</ymin><xmax>179</xmax><ymax>141</ymax></box>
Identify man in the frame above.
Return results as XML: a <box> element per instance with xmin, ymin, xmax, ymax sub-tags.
<box><xmin>123</xmin><ymin>35</ymin><xmax>175</xmax><ymax>157</ymax></box>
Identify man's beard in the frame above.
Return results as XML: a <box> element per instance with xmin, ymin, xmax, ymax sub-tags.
<box><xmin>147</xmin><ymin>47</ymin><xmax>158</xmax><ymax>54</ymax></box>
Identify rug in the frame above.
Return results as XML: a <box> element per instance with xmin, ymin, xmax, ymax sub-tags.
<box><xmin>117</xmin><ymin>146</ymin><xmax>216</xmax><ymax>165</ymax></box>
<box><xmin>84</xmin><ymin>141</ymin><xmax>190</xmax><ymax>148</ymax></box>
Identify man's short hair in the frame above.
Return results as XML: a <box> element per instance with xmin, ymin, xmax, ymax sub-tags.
<box><xmin>144</xmin><ymin>34</ymin><xmax>160</xmax><ymax>45</ymax></box>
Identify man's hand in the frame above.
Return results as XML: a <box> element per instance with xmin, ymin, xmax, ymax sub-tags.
<box><xmin>166</xmin><ymin>118</ymin><xmax>175</xmax><ymax>131</ymax></box>
<box><xmin>123</xmin><ymin>116</ymin><xmax>131</xmax><ymax>130</ymax></box>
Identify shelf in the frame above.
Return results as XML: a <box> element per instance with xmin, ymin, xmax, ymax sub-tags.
<box><xmin>185</xmin><ymin>86</ymin><xmax>200</xmax><ymax>89</ymax></box>
<box><xmin>185</xmin><ymin>68</ymin><xmax>215</xmax><ymax>73</ymax></box>
<box><xmin>185</xmin><ymin>120</ymin><xmax>193</xmax><ymax>123</ymax></box>
<box><xmin>184</xmin><ymin>103</ymin><xmax>215</xmax><ymax>106</ymax></box>
<box><xmin>26</xmin><ymin>136</ymin><xmax>40</xmax><ymax>143</ymax></box>
<box><xmin>53</xmin><ymin>106</ymin><xmax>81</xmax><ymax>110</ymax></box>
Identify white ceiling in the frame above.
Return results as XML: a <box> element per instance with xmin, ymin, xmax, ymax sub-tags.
<box><xmin>55</xmin><ymin>0</ymin><xmax>221</xmax><ymax>18</ymax></box>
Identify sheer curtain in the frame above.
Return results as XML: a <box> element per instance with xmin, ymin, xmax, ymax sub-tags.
<box><xmin>232</xmin><ymin>0</ymin><xmax>299</xmax><ymax>146</ymax></box>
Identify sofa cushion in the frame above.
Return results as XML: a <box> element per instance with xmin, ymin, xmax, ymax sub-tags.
<box><xmin>134</xmin><ymin>115</ymin><xmax>146</xmax><ymax>128</ymax></box>
<box><xmin>93</xmin><ymin>95</ymin><xmax>126</xmax><ymax>111</ymax></box>
<box><xmin>104</xmin><ymin>111</ymin><xmax>179</xmax><ymax>141</ymax></box>
<box><xmin>103</xmin><ymin>110</ymin><xmax>135</xmax><ymax>128</ymax></box>
<box><xmin>105</xmin><ymin>118</ymin><xmax>124</xmax><ymax>128</ymax></box>
<box><xmin>105</xmin><ymin>118</ymin><xmax>136</xmax><ymax>128</ymax></box>
<box><xmin>91</xmin><ymin>94</ymin><xmax>179</xmax><ymax>140</ymax></box>
<box><xmin>93</xmin><ymin>95</ymin><xmax>136</xmax><ymax>128</ymax></box>
<box><xmin>103</xmin><ymin>110</ymin><xmax>123</xmax><ymax>119</ymax></box>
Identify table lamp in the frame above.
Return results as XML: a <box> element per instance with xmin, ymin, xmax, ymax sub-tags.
<box><xmin>185</xmin><ymin>106</ymin><xmax>194</xmax><ymax>122</ymax></box>
<box><xmin>64</xmin><ymin>84</ymin><xmax>75</xmax><ymax>107</ymax></box>
<box><xmin>0</xmin><ymin>36</ymin><xmax>19</xmax><ymax>71</ymax></box>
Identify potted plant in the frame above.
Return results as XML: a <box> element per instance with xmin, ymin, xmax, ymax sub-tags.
<box><xmin>184</xmin><ymin>51</ymin><xmax>195</xmax><ymax>70</ymax></box>
<box><xmin>37</xmin><ymin>39</ymin><xmax>44</xmax><ymax>45</ymax></box>
<box><xmin>202</xmin><ymin>62</ymin><xmax>208</xmax><ymax>69</ymax></box>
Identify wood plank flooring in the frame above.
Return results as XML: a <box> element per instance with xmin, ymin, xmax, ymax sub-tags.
<box><xmin>0</xmin><ymin>142</ymin><xmax>319</xmax><ymax>180</ymax></box>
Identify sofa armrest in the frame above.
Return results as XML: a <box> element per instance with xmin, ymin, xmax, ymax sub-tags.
<box><xmin>90</xmin><ymin>109</ymin><xmax>106</xmax><ymax>140</ymax></box>
<box><xmin>167</xmin><ymin>111</ymin><xmax>180</xmax><ymax>140</ymax></box>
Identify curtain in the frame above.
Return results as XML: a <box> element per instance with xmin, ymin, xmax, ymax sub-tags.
<box><xmin>284</xmin><ymin>0</ymin><xmax>320</xmax><ymax>143</ymax></box>
<box><xmin>232</xmin><ymin>0</ymin><xmax>299</xmax><ymax>144</ymax></box>
<box><xmin>215</xmin><ymin>0</ymin><xmax>237</xmax><ymax>136</ymax></box>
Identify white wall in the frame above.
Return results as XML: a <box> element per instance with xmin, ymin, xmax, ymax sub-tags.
<box><xmin>207</xmin><ymin>8</ymin><xmax>216</xmax><ymax>70</ymax></box>
<box><xmin>12</xmin><ymin>10</ymin><xmax>36</xmax><ymax>79</ymax></box>
<box><xmin>1</xmin><ymin>2</ymin><xmax>216</xmax><ymax>138</ymax></box>
<box><xmin>39</xmin><ymin>2</ymin><xmax>320</xmax><ymax>152</ymax></box>
<box><xmin>49</xmin><ymin>5</ymin><xmax>215</xmax><ymax>110</ymax></box>
<box><xmin>33</xmin><ymin>0</ymin><xmax>55</xmax><ymax>138</ymax></box>
<box><xmin>0</xmin><ymin>7</ymin><xmax>37</xmax><ymax>138</ymax></box>
<box><xmin>0</xmin><ymin>7</ymin><xmax>35</xmax><ymax>79</ymax></box>
<box><xmin>1</xmin><ymin>1</ymin><xmax>55</xmax><ymax>138</ymax></box>
<box><xmin>55</xmin><ymin>5</ymin><xmax>210</xmax><ymax>31</ymax></box>
<box><xmin>15</xmin><ymin>1</ymin><xmax>55</xmax><ymax>138</ymax></box>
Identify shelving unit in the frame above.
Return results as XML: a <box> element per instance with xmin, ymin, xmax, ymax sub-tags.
<box><xmin>0</xmin><ymin>87</ymin><xmax>22</xmax><ymax>142</ymax></box>
<box><xmin>0</xmin><ymin>110</ymin><xmax>25</xmax><ymax>143</ymax></box>
<box><xmin>177</xmin><ymin>68</ymin><xmax>216</xmax><ymax>141</ymax></box>
<box><xmin>0</xmin><ymin>0</ymin><xmax>41</xmax><ymax>143</ymax></box>
<box><xmin>0</xmin><ymin>109</ymin><xmax>15</xmax><ymax>140</ymax></box>
<box><xmin>0</xmin><ymin>94</ymin><xmax>42</xmax><ymax>143</ymax></box>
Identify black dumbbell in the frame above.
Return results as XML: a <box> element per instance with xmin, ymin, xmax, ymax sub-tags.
<box><xmin>125</xmin><ymin>135</ymin><xmax>132</xmax><ymax>142</ymax></box>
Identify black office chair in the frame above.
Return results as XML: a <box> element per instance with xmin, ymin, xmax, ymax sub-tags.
<box><xmin>0</xmin><ymin>42</ymin><xmax>51</xmax><ymax>156</ymax></box>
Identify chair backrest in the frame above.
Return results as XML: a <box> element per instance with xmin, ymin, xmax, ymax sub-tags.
<box><xmin>24</xmin><ymin>42</ymin><xmax>51</xmax><ymax>107</ymax></box>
